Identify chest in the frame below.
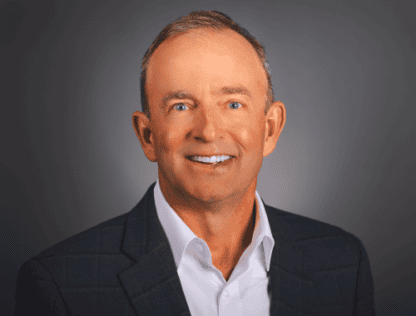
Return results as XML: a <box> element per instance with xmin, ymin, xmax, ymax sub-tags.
<box><xmin>211</xmin><ymin>250</ymin><xmax>242</xmax><ymax>281</ymax></box>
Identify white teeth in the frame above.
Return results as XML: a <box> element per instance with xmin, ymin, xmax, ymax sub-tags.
<box><xmin>190</xmin><ymin>155</ymin><xmax>231</xmax><ymax>163</ymax></box>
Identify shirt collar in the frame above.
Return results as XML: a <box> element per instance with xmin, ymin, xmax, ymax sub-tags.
<box><xmin>153</xmin><ymin>178</ymin><xmax>275</xmax><ymax>271</ymax></box>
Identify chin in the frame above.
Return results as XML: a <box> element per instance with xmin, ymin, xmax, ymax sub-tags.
<box><xmin>178</xmin><ymin>180</ymin><xmax>222</xmax><ymax>201</ymax></box>
<box><xmin>185</xmin><ymin>181</ymin><xmax>242</xmax><ymax>205</ymax></box>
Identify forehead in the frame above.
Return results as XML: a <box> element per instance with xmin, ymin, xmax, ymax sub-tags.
<box><xmin>146</xmin><ymin>28</ymin><xmax>267</xmax><ymax>102</ymax></box>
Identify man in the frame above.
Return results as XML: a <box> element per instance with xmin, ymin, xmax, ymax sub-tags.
<box><xmin>15</xmin><ymin>11</ymin><xmax>376</xmax><ymax>315</ymax></box>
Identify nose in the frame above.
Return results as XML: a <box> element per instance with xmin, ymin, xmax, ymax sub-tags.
<box><xmin>192</xmin><ymin>106</ymin><xmax>224</xmax><ymax>142</ymax></box>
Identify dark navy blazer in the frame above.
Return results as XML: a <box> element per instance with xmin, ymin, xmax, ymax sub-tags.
<box><xmin>15</xmin><ymin>183</ymin><xmax>376</xmax><ymax>315</ymax></box>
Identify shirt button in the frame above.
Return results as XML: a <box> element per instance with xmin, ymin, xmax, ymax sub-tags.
<box><xmin>223</xmin><ymin>290</ymin><xmax>230</xmax><ymax>298</ymax></box>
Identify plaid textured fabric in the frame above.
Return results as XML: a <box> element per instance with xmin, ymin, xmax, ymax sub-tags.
<box><xmin>15</xmin><ymin>183</ymin><xmax>376</xmax><ymax>315</ymax></box>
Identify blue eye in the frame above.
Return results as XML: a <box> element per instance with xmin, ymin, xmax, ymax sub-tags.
<box><xmin>228</xmin><ymin>102</ymin><xmax>242</xmax><ymax>110</ymax></box>
<box><xmin>174</xmin><ymin>103</ymin><xmax>188</xmax><ymax>111</ymax></box>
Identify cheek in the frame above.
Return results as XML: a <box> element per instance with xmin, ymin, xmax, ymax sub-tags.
<box><xmin>156</xmin><ymin>125</ymin><xmax>185</xmax><ymax>155</ymax></box>
<box><xmin>237</xmin><ymin>118</ymin><xmax>265</xmax><ymax>152</ymax></box>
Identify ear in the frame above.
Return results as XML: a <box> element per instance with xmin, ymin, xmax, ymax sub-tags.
<box><xmin>263</xmin><ymin>101</ymin><xmax>286</xmax><ymax>157</ymax></box>
<box><xmin>132</xmin><ymin>111</ymin><xmax>157</xmax><ymax>162</ymax></box>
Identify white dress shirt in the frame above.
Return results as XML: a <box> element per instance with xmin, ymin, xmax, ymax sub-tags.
<box><xmin>154</xmin><ymin>179</ymin><xmax>275</xmax><ymax>316</ymax></box>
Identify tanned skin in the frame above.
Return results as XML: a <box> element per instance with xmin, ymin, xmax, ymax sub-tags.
<box><xmin>133</xmin><ymin>29</ymin><xmax>286</xmax><ymax>281</ymax></box>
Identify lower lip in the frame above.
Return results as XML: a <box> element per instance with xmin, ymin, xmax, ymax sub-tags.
<box><xmin>186</xmin><ymin>157</ymin><xmax>235</xmax><ymax>170</ymax></box>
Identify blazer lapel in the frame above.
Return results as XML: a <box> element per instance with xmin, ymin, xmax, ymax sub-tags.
<box><xmin>265</xmin><ymin>202</ymin><xmax>319</xmax><ymax>316</ymax></box>
<box><xmin>118</xmin><ymin>183</ymin><xmax>191</xmax><ymax>316</ymax></box>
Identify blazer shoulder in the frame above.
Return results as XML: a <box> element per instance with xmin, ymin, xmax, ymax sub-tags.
<box><xmin>32</xmin><ymin>211</ymin><xmax>130</xmax><ymax>261</ymax></box>
<box><xmin>265</xmin><ymin>204</ymin><xmax>365</xmax><ymax>254</ymax></box>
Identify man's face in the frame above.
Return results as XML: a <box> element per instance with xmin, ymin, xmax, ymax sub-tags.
<box><xmin>134</xmin><ymin>29</ymin><xmax>285</xmax><ymax>204</ymax></box>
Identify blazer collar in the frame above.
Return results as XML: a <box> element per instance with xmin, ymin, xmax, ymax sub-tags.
<box><xmin>118</xmin><ymin>182</ymin><xmax>192</xmax><ymax>316</ymax></box>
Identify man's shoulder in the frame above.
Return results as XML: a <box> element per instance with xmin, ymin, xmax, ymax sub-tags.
<box><xmin>265</xmin><ymin>204</ymin><xmax>365</xmax><ymax>256</ymax></box>
<box><xmin>16</xmin><ymin>211</ymin><xmax>136</xmax><ymax>291</ymax></box>
<box><xmin>32</xmin><ymin>211</ymin><xmax>130</xmax><ymax>262</ymax></box>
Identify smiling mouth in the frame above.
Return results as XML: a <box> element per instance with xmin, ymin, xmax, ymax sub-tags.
<box><xmin>187</xmin><ymin>155</ymin><xmax>234</xmax><ymax>165</ymax></box>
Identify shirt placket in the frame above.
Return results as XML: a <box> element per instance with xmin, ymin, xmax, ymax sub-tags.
<box><xmin>218</xmin><ymin>281</ymin><xmax>243</xmax><ymax>316</ymax></box>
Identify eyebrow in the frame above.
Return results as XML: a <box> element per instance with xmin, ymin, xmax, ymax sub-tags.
<box><xmin>162</xmin><ymin>91</ymin><xmax>193</xmax><ymax>106</ymax></box>
<box><xmin>161</xmin><ymin>86</ymin><xmax>252</xmax><ymax>107</ymax></box>
<box><xmin>215</xmin><ymin>86</ymin><xmax>252</xmax><ymax>99</ymax></box>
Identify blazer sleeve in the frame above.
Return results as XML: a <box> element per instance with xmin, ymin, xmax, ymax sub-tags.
<box><xmin>354</xmin><ymin>238</ymin><xmax>377</xmax><ymax>316</ymax></box>
<box><xmin>15</xmin><ymin>259</ymin><xmax>67</xmax><ymax>316</ymax></box>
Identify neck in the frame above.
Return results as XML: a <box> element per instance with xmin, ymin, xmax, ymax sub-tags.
<box><xmin>158</xmin><ymin>177</ymin><xmax>257</xmax><ymax>240</ymax></box>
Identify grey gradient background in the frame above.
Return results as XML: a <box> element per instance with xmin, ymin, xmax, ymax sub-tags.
<box><xmin>1</xmin><ymin>0</ymin><xmax>415</xmax><ymax>315</ymax></box>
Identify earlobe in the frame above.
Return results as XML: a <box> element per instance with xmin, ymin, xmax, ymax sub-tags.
<box><xmin>132</xmin><ymin>111</ymin><xmax>157</xmax><ymax>162</ymax></box>
<box><xmin>263</xmin><ymin>101</ymin><xmax>286</xmax><ymax>157</ymax></box>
